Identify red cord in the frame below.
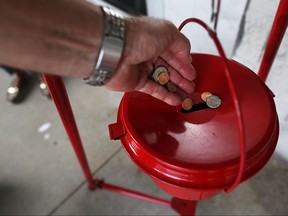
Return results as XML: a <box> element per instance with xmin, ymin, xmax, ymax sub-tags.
<box><xmin>179</xmin><ymin>18</ymin><xmax>246</xmax><ymax>193</ymax></box>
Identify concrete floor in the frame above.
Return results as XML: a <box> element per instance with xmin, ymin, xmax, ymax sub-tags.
<box><xmin>0</xmin><ymin>72</ymin><xmax>288</xmax><ymax>215</ymax></box>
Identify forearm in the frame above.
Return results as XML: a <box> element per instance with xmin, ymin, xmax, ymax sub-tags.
<box><xmin>0</xmin><ymin>0</ymin><xmax>103</xmax><ymax>78</ymax></box>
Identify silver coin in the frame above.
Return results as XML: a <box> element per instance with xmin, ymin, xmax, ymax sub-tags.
<box><xmin>206</xmin><ymin>95</ymin><xmax>222</xmax><ymax>108</ymax></box>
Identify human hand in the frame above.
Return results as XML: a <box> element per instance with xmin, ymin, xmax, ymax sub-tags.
<box><xmin>105</xmin><ymin>16</ymin><xmax>196</xmax><ymax>106</ymax></box>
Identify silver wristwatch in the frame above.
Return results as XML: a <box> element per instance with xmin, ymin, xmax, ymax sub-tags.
<box><xmin>84</xmin><ymin>6</ymin><xmax>125</xmax><ymax>86</ymax></box>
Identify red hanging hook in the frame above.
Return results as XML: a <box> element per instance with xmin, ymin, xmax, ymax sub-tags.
<box><xmin>179</xmin><ymin>18</ymin><xmax>246</xmax><ymax>193</ymax></box>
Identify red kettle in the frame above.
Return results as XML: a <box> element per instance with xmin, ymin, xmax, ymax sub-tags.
<box><xmin>109</xmin><ymin>19</ymin><xmax>279</xmax><ymax>201</ymax></box>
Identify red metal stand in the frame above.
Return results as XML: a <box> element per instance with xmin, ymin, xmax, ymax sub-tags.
<box><xmin>43</xmin><ymin>74</ymin><xmax>197</xmax><ymax>216</ymax></box>
<box><xmin>97</xmin><ymin>180</ymin><xmax>197</xmax><ymax>215</ymax></box>
<box><xmin>258</xmin><ymin>0</ymin><xmax>288</xmax><ymax>82</ymax></box>
<box><xmin>43</xmin><ymin>75</ymin><xmax>96</xmax><ymax>190</ymax></box>
<box><xmin>171</xmin><ymin>198</ymin><xmax>197</xmax><ymax>216</ymax></box>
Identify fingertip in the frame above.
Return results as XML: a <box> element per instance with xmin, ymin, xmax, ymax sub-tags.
<box><xmin>164</xmin><ymin>93</ymin><xmax>181</xmax><ymax>106</ymax></box>
<box><xmin>181</xmin><ymin>64</ymin><xmax>196</xmax><ymax>82</ymax></box>
<box><xmin>190</xmin><ymin>81</ymin><xmax>196</xmax><ymax>92</ymax></box>
<box><xmin>184</xmin><ymin>81</ymin><xmax>196</xmax><ymax>94</ymax></box>
<box><xmin>188</xmin><ymin>64</ymin><xmax>197</xmax><ymax>81</ymax></box>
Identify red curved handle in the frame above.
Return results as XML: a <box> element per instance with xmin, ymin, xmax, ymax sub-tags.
<box><xmin>179</xmin><ymin>18</ymin><xmax>246</xmax><ymax>193</ymax></box>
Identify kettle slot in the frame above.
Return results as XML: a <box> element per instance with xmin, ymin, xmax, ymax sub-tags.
<box><xmin>181</xmin><ymin>102</ymin><xmax>209</xmax><ymax>113</ymax></box>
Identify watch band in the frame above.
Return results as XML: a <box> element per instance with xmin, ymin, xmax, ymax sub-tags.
<box><xmin>84</xmin><ymin>6</ymin><xmax>125</xmax><ymax>86</ymax></box>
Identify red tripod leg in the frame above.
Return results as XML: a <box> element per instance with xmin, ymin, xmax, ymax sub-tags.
<box><xmin>43</xmin><ymin>74</ymin><xmax>96</xmax><ymax>190</ymax></box>
<box><xmin>258</xmin><ymin>0</ymin><xmax>288</xmax><ymax>82</ymax></box>
<box><xmin>171</xmin><ymin>198</ymin><xmax>197</xmax><ymax>216</ymax></box>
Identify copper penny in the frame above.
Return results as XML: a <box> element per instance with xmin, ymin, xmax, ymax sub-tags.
<box><xmin>166</xmin><ymin>81</ymin><xmax>177</xmax><ymax>92</ymax></box>
<box><xmin>158</xmin><ymin>72</ymin><xmax>170</xmax><ymax>85</ymax></box>
<box><xmin>182</xmin><ymin>98</ymin><xmax>193</xmax><ymax>110</ymax></box>
<box><xmin>201</xmin><ymin>91</ymin><xmax>213</xmax><ymax>101</ymax></box>
<box><xmin>152</xmin><ymin>66</ymin><xmax>169</xmax><ymax>85</ymax></box>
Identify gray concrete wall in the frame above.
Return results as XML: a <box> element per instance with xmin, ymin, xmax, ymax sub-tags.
<box><xmin>232</xmin><ymin>0</ymin><xmax>288</xmax><ymax>161</ymax></box>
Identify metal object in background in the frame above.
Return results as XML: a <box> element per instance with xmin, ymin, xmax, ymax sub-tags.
<box><xmin>104</xmin><ymin>0</ymin><xmax>147</xmax><ymax>16</ymax></box>
<box><xmin>231</xmin><ymin>0</ymin><xmax>251</xmax><ymax>56</ymax></box>
<box><xmin>211</xmin><ymin>0</ymin><xmax>221</xmax><ymax>31</ymax></box>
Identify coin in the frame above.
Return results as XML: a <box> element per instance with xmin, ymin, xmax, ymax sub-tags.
<box><xmin>206</xmin><ymin>95</ymin><xmax>221</xmax><ymax>108</ymax></box>
<box><xmin>158</xmin><ymin>72</ymin><xmax>169</xmax><ymax>85</ymax></box>
<box><xmin>182</xmin><ymin>98</ymin><xmax>193</xmax><ymax>110</ymax></box>
<box><xmin>201</xmin><ymin>91</ymin><xmax>213</xmax><ymax>101</ymax></box>
<box><xmin>152</xmin><ymin>66</ymin><xmax>169</xmax><ymax>85</ymax></box>
<box><xmin>166</xmin><ymin>81</ymin><xmax>177</xmax><ymax>92</ymax></box>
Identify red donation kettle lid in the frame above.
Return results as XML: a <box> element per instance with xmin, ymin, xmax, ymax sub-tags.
<box><xmin>109</xmin><ymin>53</ymin><xmax>279</xmax><ymax>200</ymax></box>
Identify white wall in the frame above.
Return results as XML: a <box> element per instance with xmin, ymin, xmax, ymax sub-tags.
<box><xmin>147</xmin><ymin>0</ymin><xmax>247</xmax><ymax>57</ymax></box>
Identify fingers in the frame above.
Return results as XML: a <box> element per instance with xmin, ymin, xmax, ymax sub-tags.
<box><xmin>109</xmin><ymin>17</ymin><xmax>197</xmax><ymax>107</ymax></box>
<box><xmin>154</xmin><ymin>57</ymin><xmax>195</xmax><ymax>95</ymax></box>
<box><xmin>161</xmin><ymin>33</ymin><xmax>196</xmax><ymax>82</ymax></box>
<box><xmin>137</xmin><ymin>80</ymin><xmax>182</xmax><ymax>106</ymax></box>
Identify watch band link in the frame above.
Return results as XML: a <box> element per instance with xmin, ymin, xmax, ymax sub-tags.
<box><xmin>84</xmin><ymin>6</ymin><xmax>125</xmax><ymax>86</ymax></box>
